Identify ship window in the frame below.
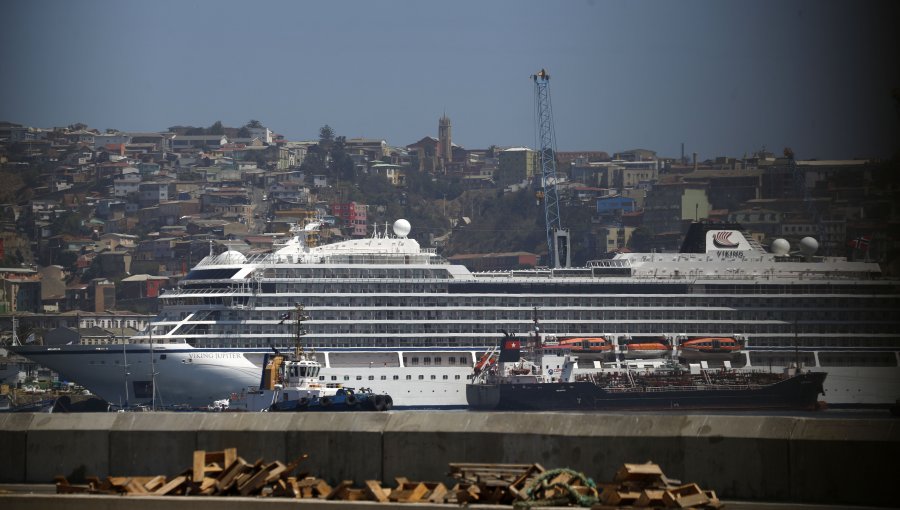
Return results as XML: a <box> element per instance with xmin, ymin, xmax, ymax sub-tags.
<box><xmin>393</xmin><ymin>375</ymin><xmax>399</xmax><ymax>380</ymax></box>
<box><xmin>442</xmin><ymin>375</ymin><xmax>448</xmax><ymax>380</ymax></box>
<box><xmin>449</xmin><ymin>356</ymin><xmax>456</xmax><ymax>364</ymax></box>
<box><xmin>410</xmin><ymin>357</ymin><xmax>418</xmax><ymax>366</ymax></box>
<box><xmin>434</xmin><ymin>357</ymin><xmax>441</xmax><ymax>365</ymax></box>
<box><xmin>455</xmin><ymin>375</ymin><xmax>460</xmax><ymax>380</ymax></box>
<box><xmin>368</xmin><ymin>376</ymin><xmax>374</xmax><ymax>380</ymax></box>
<box><xmin>356</xmin><ymin>375</ymin><xmax>362</xmax><ymax>380</ymax></box>
<box><xmin>423</xmin><ymin>357</ymin><xmax>431</xmax><ymax>365</ymax></box>
<box><xmin>380</xmin><ymin>376</ymin><xmax>386</xmax><ymax>380</ymax></box>
<box><xmin>406</xmin><ymin>375</ymin><xmax>412</xmax><ymax>380</ymax></box>
<box><xmin>344</xmin><ymin>376</ymin><xmax>350</xmax><ymax>381</ymax></box>
<box><xmin>331</xmin><ymin>376</ymin><xmax>337</xmax><ymax>381</ymax></box>
<box><xmin>430</xmin><ymin>375</ymin><xmax>436</xmax><ymax>380</ymax></box>
<box><xmin>418</xmin><ymin>375</ymin><xmax>424</xmax><ymax>380</ymax></box>
<box><xmin>319</xmin><ymin>376</ymin><xmax>325</xmax><ymax>381</ymax></box>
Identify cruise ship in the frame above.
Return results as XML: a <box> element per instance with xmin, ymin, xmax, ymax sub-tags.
<box><xmin>10</xmin><ymin>219</ymin><xmax>900</xmax><ymax>409</ymax></box>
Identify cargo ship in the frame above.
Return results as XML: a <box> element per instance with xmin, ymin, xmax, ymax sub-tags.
<box><xmin>466</xmin><ymin>330</ymin><xmax>827</xmax><ymax>412</ymax></box>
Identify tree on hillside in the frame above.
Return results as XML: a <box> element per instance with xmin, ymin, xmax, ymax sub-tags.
<box><xmin>246</xmin><ymin>120</ymin><xmax>263</xmax><ymax>128</ymax></box>
<box><xmin>208</xmin><ymin>121</ymin><xmax>225</xmax><ymax>135</ymax></box>
<box><xmin>319</xmin><ymin>125</ymin><xmax>334</xmax><ymax>152</ymax></box>
<box><xmin>331</xmin><ymin>136</ymin><xmax>355</xmax><ymax>181</ymax></box>
<box><xmin>300</xmin><ymin>146</ymin><xmax>327</xmax><ymax>177</ymax></box>
<box><xmin>237</xmin><ymin>126</ymin><xmax>251</xmax><ymax>138</ymax></box>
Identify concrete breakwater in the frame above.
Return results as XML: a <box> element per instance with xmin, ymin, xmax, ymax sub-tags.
<box><xmin>0</xmin><ymin>412</ymin><xmax>897</xmax><ymax>507</ymax></box>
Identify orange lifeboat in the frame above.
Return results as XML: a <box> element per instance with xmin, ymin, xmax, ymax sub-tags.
<box><xmin>473</xmin><ymin>352</ymin><xmax>496</xmax><ymax>374</ymax></box>
<box><xmin>621</xmin><ymin>336</ymin><xmax>672</xmax><ymax>358</ymax></box>
<box><xmin>558</xmin><ymin>337</ymin><xmax>614</xmax><ymax>353</ymax></box>
<box><xmin>680</xmin><ymin>336</ymin><xmax>744</xmax><ymax>354</ymax></box>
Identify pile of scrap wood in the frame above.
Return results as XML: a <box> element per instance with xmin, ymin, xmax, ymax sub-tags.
<box><xmin>55</xmin><ymin>448</ymin><xmax>312</xmax><ymax>497</ymax></box>
<box><xmin>54</xmin><ymin>451</ymin><xmax>720</xmax><ymax>508</ymax></box>
<box><xmin>53</xmin><ymin>448</ymin><xmax>449</xmax><ymax>502</ymax></box>
<box><xmin>593</xmin><ymin>462</ymin><xmax>722</xmax><ymax>509</ymax></box>
<box><xmin>449</xmin><ymin>462</ymin><xmax>598</xmax><ymax>506</ymax></box>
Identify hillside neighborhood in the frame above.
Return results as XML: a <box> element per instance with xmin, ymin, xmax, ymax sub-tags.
<box><xmin>0</xmin><ymin>117</ymin><xmax>898</xmax><ymax>352</ymax></box>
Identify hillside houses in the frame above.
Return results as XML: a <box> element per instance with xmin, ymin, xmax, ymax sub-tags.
<box><xmin>0</xmin><ymin>115</ymin><xmax>898</xmax><ymax>339</ymax></box>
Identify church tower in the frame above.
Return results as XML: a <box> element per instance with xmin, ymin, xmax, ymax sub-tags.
<box><xmin>438</xmin><ymin>114</ymin><xmax>452</xmax><ymax>171</ymax></box>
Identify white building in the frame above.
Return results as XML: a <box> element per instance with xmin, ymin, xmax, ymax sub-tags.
<box><xmin>113</xmin><ymin>174</ymin><xmax>141</xmax><ymax>198</ymax></box>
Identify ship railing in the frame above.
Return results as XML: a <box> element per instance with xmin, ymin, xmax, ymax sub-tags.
<box><xmin>587</xmin><ymin>259</ymin><xmax>632</xmax><ymax>268</ymax></box>
<box><xmin>194</xmin><ymin>251</ymin><xmax>449</xmax><ymax>267</ymax></box>
<box><xmin>471</xmin><ymin>269</ymin><xmax>877</xmax><ymax>282</ymax></box>
<box><xmin>161</xmin><ymin>287</ymin><xmax>247</xmax><ymax>296</ymax></box>
<box><xmin>604</xmin><ymin>384</ymin><xmax>765</xmax><ymax>393</ymax></box>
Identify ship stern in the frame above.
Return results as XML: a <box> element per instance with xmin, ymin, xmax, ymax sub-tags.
<box><xmin>466</xmin><ymin>383</ymin><xmax>501</xmax><ymax>410</ymax></box>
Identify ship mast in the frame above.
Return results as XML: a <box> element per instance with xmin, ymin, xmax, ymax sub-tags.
<box><xmin>293</xmin><ymin>304</ymin><xmax>310</xmax><ymax>358</ymax></box>
<box><xmin>149</xmin><ymin>323</ymin><xmax>156</xmax><ymax>410</ymax></box>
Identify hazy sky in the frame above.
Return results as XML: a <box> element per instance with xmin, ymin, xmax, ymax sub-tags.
<box><xmin>2</xmin><ymin>0</ymin><xmax>897</xmax><ymax>160</ymax></box>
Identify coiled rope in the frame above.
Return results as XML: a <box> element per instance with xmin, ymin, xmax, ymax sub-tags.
<box><xmin>513</xmin><ymin>468</ymin><xmax>599</xmax><ymax>508</ymax></box>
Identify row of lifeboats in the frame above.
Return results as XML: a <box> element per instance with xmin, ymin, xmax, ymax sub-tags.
<box><xmin>543</xmin><ymin>335</ymin><xmax>745</xmax><ymax>358</ymax></box>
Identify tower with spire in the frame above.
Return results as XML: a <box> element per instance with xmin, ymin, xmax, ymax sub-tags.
<box><xmin>438</xmin><ymin>113</ymin><xmax>452</xmax><ymax>171</ymax></box>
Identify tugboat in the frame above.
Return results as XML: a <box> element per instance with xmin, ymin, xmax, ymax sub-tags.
<box><xmin>213</xmin><ymin>305</ymin><xmax>392</xmax><ymax>412</ymax></box>
<box><xmin>466</xmin><ymin>311</ymin><xmax>826</xmax><ymax>412</ymax></box>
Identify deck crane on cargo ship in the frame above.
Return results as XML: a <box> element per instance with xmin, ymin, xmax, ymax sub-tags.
<box><xmin>532</xmin><ymin>69</ymin><xmax>570</xmax><ymax>267</ymax></box>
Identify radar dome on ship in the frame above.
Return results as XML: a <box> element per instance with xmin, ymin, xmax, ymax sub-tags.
<box><xmin>770</xmin><ymin>238</ymin><xmax>790</xmax><ymax>256</ymax></box>
<box><xmin>799</xmin><ymin>237</ymin><xmax>819</xmax><ymax>256</ymax></box>
<box><xmin>220</xmin><ymin>250</ymin><xmax>247</xmax><ymax>264</ymax></box>
<box><xmin>393</xmin><ymin>219</ymin><xmax>411</xmax><ymax>238</ymax></box>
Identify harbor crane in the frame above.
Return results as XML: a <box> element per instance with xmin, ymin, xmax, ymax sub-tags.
<box><xmin>532</xmin><ymin>69</ymin><xmax>570</xmax><ymax>268</ymax></box>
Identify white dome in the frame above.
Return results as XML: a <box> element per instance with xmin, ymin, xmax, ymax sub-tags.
<box><xmin>798</xmin><ymin>237</ymin><xmax>819</xmax><ymax>256</ymax></box>
<box><xmin>393</xmin><ymin>219</ymin><xmax>411</xmax><ymax>238</ymax></box>
<box><xmin>220</xmin><ymin>250</ymin><xmax>247</xmax><ymax>263</ymax></box>
<box><xmin>770</xmin><ymin>238</ymin><xmax>790</xmax><ymax>256</ymax></box>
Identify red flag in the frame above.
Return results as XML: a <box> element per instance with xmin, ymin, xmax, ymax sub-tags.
<box><xmin>848</xmin><ymin>235</ymin><xmax>872</xmax><ymax>249</ymax></box>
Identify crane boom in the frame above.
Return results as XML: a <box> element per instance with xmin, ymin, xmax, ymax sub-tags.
<box><xmin>533</xmin><ymin>69</ymin><xmax>569</xmax><ymax>267</ymax></box>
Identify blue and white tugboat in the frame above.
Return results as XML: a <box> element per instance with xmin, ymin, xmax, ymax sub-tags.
<box><xmin>213</xmin><ymin>305</ymin><xmax>393</xmax><ymax>412</ymax></box>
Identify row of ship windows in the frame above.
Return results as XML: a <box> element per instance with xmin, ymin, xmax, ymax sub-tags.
<box><xmin>320</xmin><ymin>374</ymin><xmax>466</xmax><ymax>382</ymax></box>
<box><xmin>263</xmin><ymin>269</ymin><xmax>449</xmax><ymax>279</ymax></box>
<box><xmin>268</xmin><ymin>283</ymin><xmax>896</xmax><ymax>296</ymax></box>
<box><xmin>197</xmin><ymin>320</ymin><xmax>899</xmax><ymax>337</ymax></box>
<box><xmin>77</xmin><ymin>352</ymin><xmax>900</xmax><ymax>368</ymax></box>
<box><xmin>404</xmin><ymin>357</ymin><xmax>469</xmax><ymax>365</ymax></box>
<box><xmin>164</xmin><ymin>305</ymin><xmax>899</xmax><ymax>326</ymax></box>
<box><xmin>167</xmin><ymin>295</ymin><xmax>900</xmax><ymax>313</ymax></box>
<box><xmin>285</xmin><ymin>309</ymin><xmax>894</xmax><ymax>323</ymax></box>
<box><xmin>189</xmin><ymin>333</ymin><xmax>900</xmax><ymax>351</ymax></box>
<box><xmin>750</xmin><ymin>352</ymin><xmax>898</xmax><ymax>367</ymax></box>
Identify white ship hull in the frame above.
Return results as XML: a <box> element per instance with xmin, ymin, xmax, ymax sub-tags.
<box><xmin>11</xmin><ymin>344</ymin><xmax>474</xmax><ymax>409</ymax></box>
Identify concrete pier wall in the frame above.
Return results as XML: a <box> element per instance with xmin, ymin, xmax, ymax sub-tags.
<box><xmin>0</xmin><ymin>412</ymin><xmax>897</xmax><ymax>507</ymax></box>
